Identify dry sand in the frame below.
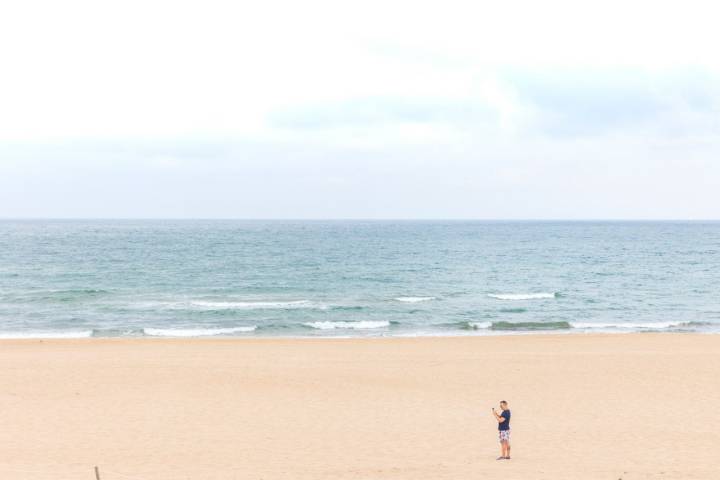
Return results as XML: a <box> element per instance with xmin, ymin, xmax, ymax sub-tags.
<box><xmin>1</xmin><ymin>334</ymin><xmax>719</xmax><ymax>479</ymax></box>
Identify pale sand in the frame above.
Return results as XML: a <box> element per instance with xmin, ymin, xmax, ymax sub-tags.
<box><xmin>1</xmin><ymin>334</ymin><xmax>719</xmax><ymax>479</ymax></box>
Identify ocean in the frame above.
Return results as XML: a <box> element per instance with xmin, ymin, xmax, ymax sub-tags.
<box><xmin>1</xmin><ymin>220</ymin><xmax>718</xmax><ymax>338</ymax></box>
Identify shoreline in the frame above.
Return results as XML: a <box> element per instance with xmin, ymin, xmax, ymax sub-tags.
<box><xmin>1</xmin><ymin>333</ymin><xmax>719</xmax><ymax>479</ymax></box>
<box><xmin>1</xmin><ymin>331</ymin><xmax>717</xmax><ymax>351</ymax></box>
<box><xmin>0</xmin><ymin>329</ymin><xmax>715</xmax><ymax>342</ymax></box>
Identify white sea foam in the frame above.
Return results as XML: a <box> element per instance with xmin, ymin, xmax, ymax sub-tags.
<box><xmin>468</xmin><ymin>321</ymin><xmax>492</xmax><ymax>329</ymax></box>
<box><xmin>394</xmin><ymin>296</ymin><xmax>436</xmax><ymax>303</ymax></box>
<box><xmin>0</xmin><ymin>330</ymin><xmax>93</xmax><ymax>339</ymax></box>
<box><xmin>488</xmin><ymin>293</ymin><xmax>557</xmax><ymax>300</ymax></box>
<box><xmin>189</xmin><ymin>300</ymin><xmax>322</xmax><ymax>310</ymax></box>
<box><xmin>144</xmin><ymin>326</ymin><xmax>257</xmax><ymax>337</ymax></box>
<box><xmin>133</xmin><ymin>299</ymin><xmax>326</xmax><ymax>311</ymax></box>
<box><xmin>571</xmin><ymin>321</ymin><xmax>686</xmax><ymax>330</ymax></box>
<box><xmin>303</xmin><ymin>320</ymin><xmax>390</xmax><ymax>330</ymax></box>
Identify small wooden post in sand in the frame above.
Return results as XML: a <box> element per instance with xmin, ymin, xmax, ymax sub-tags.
<box><xmin>94</xmin><ymin>466</ymin><xmax>101</xmax><ymax>480</ymax></box>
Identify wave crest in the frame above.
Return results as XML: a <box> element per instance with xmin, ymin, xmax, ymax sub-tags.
<box><xmin>466</xmin><ymin>321</ymin><xmax>492</xmax><ymax>330</ymax></box>
<box><xmin>144</xmin><ymin>326</ymin><xmax>257</xmax><ymax>337</ymax></box>
<box><xmin>394</xmin><ymin>296</ymin><xmax>436</xmax><ymax>303</ymax></box>
<box><xmin>189</xmin><ymin>300</ymin><xmax>322</xmax><ymax>310</ymax></box>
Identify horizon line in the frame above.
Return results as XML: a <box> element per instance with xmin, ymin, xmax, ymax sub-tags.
<box><xmin>1</xmin><ymin>217</ymin><xmax>719</xmax><ymax>222</ymax></box>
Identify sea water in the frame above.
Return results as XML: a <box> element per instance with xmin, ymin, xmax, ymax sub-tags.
<box><xmin>1</xmin><ymin>220</ymin><xmax>718</xmax><ymax>338</ymax></box>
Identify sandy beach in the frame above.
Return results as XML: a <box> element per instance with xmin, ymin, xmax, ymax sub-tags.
<box><xmin>1</xmin><ymin>334</ymin><xmax>718</xmax><ymax>479</ymax></box>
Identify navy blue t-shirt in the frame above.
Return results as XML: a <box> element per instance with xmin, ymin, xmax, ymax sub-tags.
<box><xmin>498</xmin><ymin>410</ymin><xmax>511</xmax><ymax>431</ymax></box>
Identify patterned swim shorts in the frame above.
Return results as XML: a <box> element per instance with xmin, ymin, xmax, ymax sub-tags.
<box><xmin>498</xmin><ymin>430</ymin><xmax>511</xmax><ymax>442</ymax></box>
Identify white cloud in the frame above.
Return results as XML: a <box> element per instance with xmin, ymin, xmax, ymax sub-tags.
<box><xmin>2</xmin><ymin>0</ymin><xmax>719</xmax><ymax>140</ymax></box>
<box><xmin>1</xmin><ymin>0</ymin><xmax>719</xmax><ymax>218</ymax></box>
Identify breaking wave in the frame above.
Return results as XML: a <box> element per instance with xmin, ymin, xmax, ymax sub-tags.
<box><xmin>188</xmin><ymin>300</ymin><xmax>323</xmax><ymax>310</ymax></box>
<box><xmin>462</xmin><ymin>321</ymin><xmax>493</xmax><ymax>330</ymax></box>
<box><xmin>144</xmin><ymin>326</ymin><xmax>257</xmax><ymax>337</ymax></box>
<box><xmin>394</xmin><ymin>296</ymin><xmax>436</xmax><ymax>303</ymax></box>
<box><xmin>126</xmin><ymin>300</ymin><xmax>328</xmax><ymax>311</ymax></box>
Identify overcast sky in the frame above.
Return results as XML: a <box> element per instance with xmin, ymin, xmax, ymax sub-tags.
<box><xmin>1</xmin><ymin>0</ymin><xmax>719</xmax><ymax>219</ymax></box>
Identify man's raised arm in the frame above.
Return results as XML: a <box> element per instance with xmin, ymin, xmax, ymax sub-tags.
<box><xmin>492</xmin><ymin>408</ymin><xmax>506</xmax><ymax>423</ymax></box>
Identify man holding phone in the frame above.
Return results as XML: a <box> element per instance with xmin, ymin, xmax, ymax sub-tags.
<box><xmin>492</xmin><ymin>400</ymin><xmax>511</xmax><ymax>460</ymax></box>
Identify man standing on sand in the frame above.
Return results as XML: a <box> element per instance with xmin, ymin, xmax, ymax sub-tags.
<box><xmin>492</xmin><ymin>400</ymin><xmax>511</xmax><ymax>460</ymax></box>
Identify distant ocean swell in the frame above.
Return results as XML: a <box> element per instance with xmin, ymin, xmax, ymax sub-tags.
<box><xmin>3</xmin><ymin>289</ymin><xmax>112</xmax><ymax>303</ymax></box>
<box><xmin>5</xmin><ymin>295</ymin><xmax>437</xmax><ymax>309</ymax></box>
<box><xmin>487</xmin><ymin>292</ymin><xmax>559</xmax><ymax>300</ymax></box>
<box><xmin>134</xmin><ymin>300</ymin><xmax>328</xmax><ymax>311</ymax></box>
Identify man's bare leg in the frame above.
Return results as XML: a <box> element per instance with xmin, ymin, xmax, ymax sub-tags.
<box><xmin>497</xmin><ymin>442</ymin><xmax>504</xmax><ymax>459</ymax></box>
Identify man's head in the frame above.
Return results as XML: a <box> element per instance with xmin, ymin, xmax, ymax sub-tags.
<box><xmin>500</xmin><ymin>400</ymin><xmax>508</xmax><ymax>411</ymax></box>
